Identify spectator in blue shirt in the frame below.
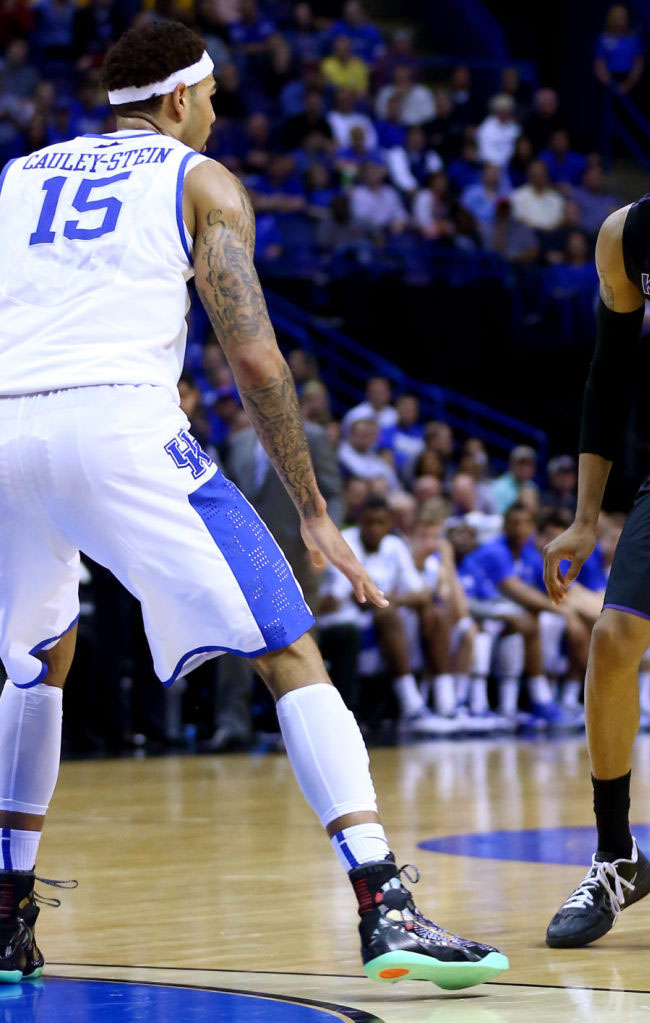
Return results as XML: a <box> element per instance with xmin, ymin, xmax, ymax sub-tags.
<box><xmin>33</xmin><ymin>0</ymin><xmax>75</xmax><ymax>65</ymax></box>
<box><xmin>229</xmin><ymin>0</ymin><xmax>276</xmax><ymax>54</ymax></box>
<box><xmin>327</xmin><ymin>0</ymin><xmax>384</xmax><ymax>64</ymax></box>
<box><xmin>378</xmin><ymin>395</ymin><xmax>424</xmax><ymax>474</ymax></box>
<box><xmin>375</xmin><ymin>93</ymin><xmax>407</xmax><ymax>150</ymax></box>
<box><xmin>460</xmin><ymin>164</ymin><xmax>510</xmax><ymax>229</ymax></box>
<box><xmin>594</xmin><ymin>4</ymin><xmax>644</xmax><ymax>92</ymax></box>
<box><xmin>286</xmin><ymin>2</ymin><xmax>323</xmax><ymax>64</ymax></box>
<box><xmin>447</xmin><ymin>140</ymin><xmax>483</xmax><ymax>194</ymax></box>
<box><xmin>540</xmin><ymin>130</ymin><xmax>587</xmax><ymax>189</ymax></box>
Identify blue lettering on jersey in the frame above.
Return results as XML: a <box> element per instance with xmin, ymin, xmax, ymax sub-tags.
<box><xmin>165</xmin><ymin>430</ymin><xmax>213</xmax><ymax>480</ymax></box>
<box><xmin>22</xmin><ymin>146</ymin><xmax>172</xmax><ymax>174</ymax></box>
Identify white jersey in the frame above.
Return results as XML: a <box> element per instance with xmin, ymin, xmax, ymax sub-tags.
<box><xmin>0</xmin><ymin>130</ymin><xmax>208</xmax><ymax>398</ymax></box>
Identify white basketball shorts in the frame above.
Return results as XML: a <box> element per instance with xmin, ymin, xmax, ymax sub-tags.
<box><xmin>0</xmin><ymin>384</ymin><xmax>314</xmax><ymax>688</ymax></box>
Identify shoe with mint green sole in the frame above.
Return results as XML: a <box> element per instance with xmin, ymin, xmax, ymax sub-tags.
<box><xmin>349</xmin><ymin>856</ymin><xmax>509</xmax><ymax>991</ymax></box>
<box><xmin>364</xmin><ymin>949</ymin><xmax>509</xmax><ymax>990</ymax></box>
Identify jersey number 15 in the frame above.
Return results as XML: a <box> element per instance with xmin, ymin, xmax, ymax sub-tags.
<box><xmin>29</xmin><ymin>172</ymin><xmax>131</xmax><ymax>246</ymax></box>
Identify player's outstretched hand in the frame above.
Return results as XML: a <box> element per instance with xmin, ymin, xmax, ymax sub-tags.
<box><xmin>543</xmin><ymin>522</ymin><xmax>598</xmax><ymax>605</ymax></box>
<box><xmin>301</xmin><ymin>513</ymin><xmax>389</xmax><ymax>608</ymax></box>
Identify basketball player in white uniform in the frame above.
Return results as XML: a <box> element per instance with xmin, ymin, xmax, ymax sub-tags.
<box><xmin>0</xmin><ymin>21</ymin><xmax>507</xmax><ymax>989</ymax></box>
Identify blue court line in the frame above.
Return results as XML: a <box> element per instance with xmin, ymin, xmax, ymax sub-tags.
<box><xmin>419</xmin><ymin>824</ymin><xmax>650</xmax><ymax>865</ymax></box>
<box><xmin>2</xmin><ymin>976</ymin><xmax>380</xmax><ymax>1022</ymax></box>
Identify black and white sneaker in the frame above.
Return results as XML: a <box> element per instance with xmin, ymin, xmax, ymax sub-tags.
<box><xmin>546</xmin><ymin>837</ymin><xmax>650</xmax><ymax>948</ymax></box>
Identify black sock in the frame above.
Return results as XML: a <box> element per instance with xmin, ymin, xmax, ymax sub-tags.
<box><xmin>592</xmin><ymin>771</ymin><xmax>633</xmax><ymax>860</ymax></box>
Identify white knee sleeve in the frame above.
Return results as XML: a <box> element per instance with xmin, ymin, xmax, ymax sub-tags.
<box><xmin>472</xmin><ymin>631</ymin><xmax>493</xmax><ymax>678</ymax></box>
<box><xmin>493</xmin><ymin>633</ymin><xmax>524</xmax><ymax>679</ymax></box>
<box><xmin>276</xmin><ymin>683</ymin><xmax>378</xmax><ymax>827</ymax></box>
<box><xmin>0</xmin><ymin>682</ymin><xmax>63</xmax><ymax>815</ymax></box>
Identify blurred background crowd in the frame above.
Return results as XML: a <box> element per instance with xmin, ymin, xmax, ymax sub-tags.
<box><xmin>2</xmin><ymin>0</ymin><xmax>650</xmax><ymax>754</ymax></box>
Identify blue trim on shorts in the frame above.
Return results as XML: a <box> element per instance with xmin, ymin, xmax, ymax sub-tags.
<box><xmin>603</xmin><ymin>603</ymin><xmax>650</xmax><ymax>622</ymax></box>
<box><xmin>182</xmin><ymin>469</ymin><xmax>314</xmax><ymax>670</ymax></box>
<box><xmin>0</xmin><ymin>158</ymin><xmax>17</xmax><ymax>198</ymax></box>
<box><xmin>163</xmin><ymin>641</ymin><xmax>269</xmax><ymax>687</ymax></box>
<box><xmin>176</xmin><ymin>152</ymin><xmax>195</xmax><ymax>263</ymax></box>
<box><xmin>1</xmin><ymin>829</ymin><xmax>12</xmax><ymax>870</ymax></box>
<box><xmin>12</xmin><ymin>614</ymin><xmax>80</xmax><ymax>690</ymax></box>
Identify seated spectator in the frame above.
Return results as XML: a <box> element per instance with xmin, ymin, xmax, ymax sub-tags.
<box><xmin>447</xmin><ymin>139</ymin><xmax>483</xmax><ymax>193</ymax></box>
<box><xmin>254</xmin><ymin>212</ymin><xmax>284</xmax><ymax>265</ymax></box>
<box><xmin>543</xmin><ymin>229</ymin><xmax>599</xmax><ymax>307</ymax></box>
<box><xmin>461</xmin><ymin>163</ymin><xmax>510</xmax><ymax>230</ymax></box>
<box><xmin>283</xmin><ymin>88</ymin><xmax>333</xmax><ymax>150</ymax></box>
<box><xmin>300</xmin><ymin>380</ymin><xmax>331</xmax><ymax>425</ymax></box>
<box><xmin>321</xmin><ymin>34</ymin><xmax>369</xmax><ymax>95</ymax></box>
<box><xmin>316</xmin><ymin>193</ymin><xmax>367</xmax><ymax>254</ymax></box>
<box><xmin>0</xmin><ymin>38</ymin><xmax>39</xmax><ymax>100</ymax></box>
<box><xmin>378</xmin><ymin>394</ymin><xmax>424</xmax><ymax>471</ymax></box>
<box><xmin>511</xmin><ymin>160</ymin><xmax>565</xmax><ymax>231</ymax></box>
<box><xmin>413</xmin><ymin>474</ymin><xmax>442</xmax><ymax>506</ymax></box>
<box><xmin>458</xmin><ymin>503</ymin><xmax>565</xmax><ymax>722</ymax></box>
<box><xmin>539</xmin><ymin>197</ymin><xmax>584</xmax><ymax>263</ymax></box>
<box><xmin>0</xmin><ymin>0</ymin><xmax>34</xmax><ymax>48</ymax></box>
<box><xmin>228</xmin><ymin>0</ymin><xmax>275</xmax><ymax>55</ymax></box>
<box><xmin>374</xmin><ymin>28</ymin><xmax>419</xmax><ymax>88</ymax></box>
<box><xmin>342</xmin><ymin>477</ymin><xmax>371</xmax><ymax>525</ymax></box>
<box><xmin>413</xmin><ymin>448</ymin><xmax>445</xmax><ymax>484</ymax></box>
<box><xmin>178</xmin><ymin>372</ymin><xmax>212</xmax><ymax>453</ymax></box>
<box><xmin>507</xmin><ymin>135</ymin><xmax>535</xmax><ymax>189</ymax></box>
<box><xmin>484</xmin><ymin>197</ymin><xmax>539</xmax><ymax>261</ymax></box>
<box><xmin>72</xmin><ymin>0</ymin><xmax>124</xmax><ymax>68</ymax></box>
<box><xmin>446</xmin><ymin>473</ymin><xmax>503</xmax><ymax>543</ymax></box>
<box><xmin>259</xmin><ymin>33</ymin><xmax>295</xmax><ymax>102</ymax></box>
<box><xmin>213</xmin><ymin>62</ymin><xmax>248</xmax><ymax>120</ymax></box>
<box><xmin>375</xmin><ymin>92</ymin><xmax>407</xmax><ymax>150</ymax></box>
<box><xmin>335</xmin><ymin>123</ymin><xmax>382</xmax><ymax>182</ymax></box>
<box><xmin>523</xmin><ymin>88</ymin><xmax>565</xmax><ymax>152</ymax></box>
<box><xmin>249</xmin><ymin>153</ymin><xmax>306</xmax><ymax>215</ymax></box>
<box><xmin>289</xmin><ymin>347</ymin><xmax>320</xmax><ymax>389</ymax></box>
<box><xmin>423</xmin><ymin>420</ymin><xmax>455</xmax><ymax>473</ymax></box>
<box><xmin>427</xmin><ymin>89</ymin><xmax>463</xmax><ymax>162</ymax></box>
<box><xmin>327</xmin><ymin>0</ymin><xmax>384</xmax><ymax>64</ymax></box>
<box><xmin>338</xmin><ymin>418</ymin><xmax>400</xmax><ymax>490</ymax></box>
<box><xmin>388</xmin><ymin>489</ymin><xmax>417</xmax><ymax>539</ymax></box>
<box><xmin>449</xmin><ymin>65</ymin><xmax>482</xmax><ymax>126</ymax></box>
<box><xmin>594</xmin><ymin>4</ymin><xmax>644</xmax><ymax>94</ymax></box>
<box><xmin>476</xmin><ymin>94</ymin><xmax>521</xmax><ymax>167</ymax></box>
<box><xmin>385</xmin><ymin>126</ymin><xmax>443</xmax><ymax>195</ymax></box>
<box><xmin>500</xmin><ymin>66</ymin><xmax>531</xmax><ymax>116</ymax></box>
<box><xmin>285</xmin><ymin>2</ymin><xmax>322</xmax><ymax>63</ymax></box>
<box><xmin>539</xmin><ymin>130</ymin><xmax>587</xmax><ymax>189</ymax></box>
<box><xmin>33</xmin><ymin>0</ymin><xmax>76</xmax><ymax>68</ymax></box>
<box><xmin>489</xmin><ymin>445</ymin><xmax>539</xmax><ymax>514</ymax></box>
<box><xmin>541</xmin><ymin>455</ymin><xmax>577</xmax><ymax>514</ymax></box>
<box><xmin>305</xmin><ymin>162</ymin><xmax>339</xmax><ymax>215</ymax></box>
<box><xmin>349</xmin><ymin>160</ymin><xmax>408</xmax><ymax>234</ymax></box>
<box><xmin>67</xmin><ymin>74</ymin><xmax>110</xmax><ymax>137</ymax></box>
<box><xmin>570</xmin><ymin>164</ymin><xmax>621</xmax><ymax>235</ymax></box>
<box><xmin>343</xmin><ymin>376</ymin><xmax>398</xmax><ymax>433</ymax></box>
<box><xmin>413</xmin><ymin>171</ymin><xmax>455</xmax><ymax>239</ymax></box>
<box><xmin>376</xmin><ymin>64</ymin><xmax>436</xmax><ymax>127</ymax></box>
<box><xmin>318</xmin><ymin>496</ymin><xmax>451</xmax><ymax>733</ymax></box>
<box><xmin>327</xmin><ymin>87</ymin><xmax>378</xmax><ymax>149</ymax></box>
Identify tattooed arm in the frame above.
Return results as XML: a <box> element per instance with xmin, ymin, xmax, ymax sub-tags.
<box><xmin>185</xmin><ymin>159</ymin><xmax>388</xmax><ymax>607</ymax></box>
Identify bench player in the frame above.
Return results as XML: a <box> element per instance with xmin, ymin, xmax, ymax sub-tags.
<box><xmin>0</xmin><ymin>22</ymin><xmax>507</xmax><ymax>990</ymax></box>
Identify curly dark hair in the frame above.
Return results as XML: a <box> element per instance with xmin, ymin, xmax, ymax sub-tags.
<box><xmin>101</xmin><ymin>22</ymin><xmax>207</xmax><ymax>116</ymax></box>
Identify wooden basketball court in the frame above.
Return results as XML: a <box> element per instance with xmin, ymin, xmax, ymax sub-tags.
<box><xmin>27</xmin><ymin>736</ymin><xmax>650</xmax><ymax>1021</ymax></box>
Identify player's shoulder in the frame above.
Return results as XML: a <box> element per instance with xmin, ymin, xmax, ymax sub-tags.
<box><xmin>184</xmin><ymin>156</ymin><xmax>245</xmax><ymax>207</ymax></box>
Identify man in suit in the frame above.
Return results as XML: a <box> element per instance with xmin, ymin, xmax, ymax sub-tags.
<box><xmin>204</xmin><ymin>415</ymin><xmax>343</xmax><ymax>751</ymax></box>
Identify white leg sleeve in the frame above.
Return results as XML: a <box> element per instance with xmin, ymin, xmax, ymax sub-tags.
<box><xmin>0</xmin><ymin>682</ymin><xmax>63</xmax><ymax>815</ymax></box>
<box><xmin>276</xmin><ymin>683</ymin><xmax>378</xmax><ymax>827</ymax></box>
<box><xmin>472</xmin><ymin>631</ymin><xmax>493</xmax><ymax>678</ymax></box>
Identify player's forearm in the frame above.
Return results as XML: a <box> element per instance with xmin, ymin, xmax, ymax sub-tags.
<box><xmin>574</xmin><ymin>452</ymin><xmax>611</xmax><ymax>528</ymax></box>
<box><xmin>239</xmin><ymin>358</ymin><xmax>326</xmax><ymax>521</ymax></box>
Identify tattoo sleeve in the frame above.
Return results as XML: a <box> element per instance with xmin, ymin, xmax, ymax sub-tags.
<box><xmin>194</xmin><ymin>181</ymin><xmax>322</xmax><ymax>519</ymax></box>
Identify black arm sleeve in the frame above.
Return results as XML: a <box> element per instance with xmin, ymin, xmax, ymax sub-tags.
<box><xmin>579</xmin><ymin>298</ymin><xmax>645</xmax><ymax>461</ymax></box>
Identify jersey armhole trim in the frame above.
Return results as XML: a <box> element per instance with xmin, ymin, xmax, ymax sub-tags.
<box><xmin>0</xmin><ymin>158</ymin><xmax>18</xmax><ymax>199</ymax></box>
<box><xmin>176</xmin><ymin>151</ymin><xmax>200</xmax><ymax>264</ymax></box>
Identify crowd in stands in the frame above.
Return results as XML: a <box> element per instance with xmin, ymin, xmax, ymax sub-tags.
<box><xmin>0</xmin><ymin>0</ymin><xmax>631</xmax><ymax>321</ymax></box>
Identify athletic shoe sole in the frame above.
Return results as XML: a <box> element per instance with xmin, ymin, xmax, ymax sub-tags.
<box><xmin>0</xmin><ymin>966</ymin><xmax>42</xmax><ymax>985</ymax></box>
<box><xmin>364</xmin><ymin>949</ymin><xmax>509</xmax><ymax>990</ymax></box>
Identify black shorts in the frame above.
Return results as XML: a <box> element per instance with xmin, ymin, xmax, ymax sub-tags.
<box><xmin>604</xmin><ymin>478</ymin><xmax>650</xmax><ymax>620</ymax></box>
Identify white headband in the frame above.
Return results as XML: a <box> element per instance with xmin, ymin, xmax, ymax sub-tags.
<box><xmin>107</xmin><ymin>51</ymin><xmax>214</xmax><ymax>105</ymax></box>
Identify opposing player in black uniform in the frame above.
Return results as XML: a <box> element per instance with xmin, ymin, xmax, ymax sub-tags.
<box><xmin>543</xmin><ymin>199</ymin><xmax>650</xmax><ymax>947</ymax></box>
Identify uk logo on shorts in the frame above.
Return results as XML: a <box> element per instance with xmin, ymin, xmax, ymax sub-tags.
<box><xmin>642</xmin><ymin>273</ymin><xmax>650</xmax><ymax>296</ymax></box>
<box><xmin>164</xmin><ymin>429</ymin><xmax>212</xmax><ymax>479</ymax></box>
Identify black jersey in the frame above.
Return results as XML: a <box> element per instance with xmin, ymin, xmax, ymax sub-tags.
<box><xmin>623</xmin><ymin>193</ymin><xmax>650</xmax><ymax>299</ymax></box>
